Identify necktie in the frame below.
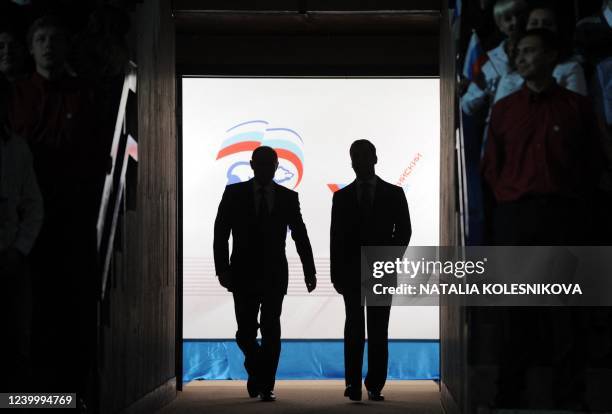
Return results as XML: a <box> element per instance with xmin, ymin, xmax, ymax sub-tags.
<box><xmin>258</xmin><ymin>188</ymin><xmax>269</xmax><ymax>221</ymax></box>
<box><xmin>360</xmin><ymin>182</ymin><xmax>373</xmax><ymax>217</ymax></box>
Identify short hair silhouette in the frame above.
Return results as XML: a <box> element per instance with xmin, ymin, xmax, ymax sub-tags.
<box><xmin>252</xmin><ymin>146</ymin><xmax>278</xmax><ymax>162</ymax></box>
<box><xmin>349</xmin><ymin>139</ymin><xmax>376</xmax><ymax>158</ymax></box>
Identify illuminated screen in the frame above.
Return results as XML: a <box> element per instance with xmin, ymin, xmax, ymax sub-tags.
<box><xmin>182</xmin><ymin>78</ymin><xmax>440</xmax><ymax>339</ymax></box>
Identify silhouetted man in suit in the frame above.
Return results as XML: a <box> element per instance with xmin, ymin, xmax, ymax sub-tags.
<box><xmin>214</xmin><ymin>146</ymin><xmax>317</xmax><ymax>402</ymax></box>
<box><xmin>330</xmin><ymin>139</ymin><xmax>411</xmax><ymax>402</ymax></box>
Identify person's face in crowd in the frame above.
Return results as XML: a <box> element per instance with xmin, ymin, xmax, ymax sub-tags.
<box><xmin>350</xmin><ymin>143</ymin><xmax>377</xmax><ymax>181</ymax></box>
<box><xmin>497</xmin><ymin>8</ymin><xmax>524</xmax><ymax>39</ymax></box>
<box><xmin>515</xmin><ymin>35</ymin><xmax>557</xmax><ymax>81</ymax></box>
<box><xmin>526</xmin><ymin>8</ymin><xmax>558</xmax><ymax>32</ymax></box>
<box><xmin>0</xmin><ymin>32</ymin><xmax>25</xmax><ymax>78</ymax></box>
<box><xmin>30</xmin><ymin>26</ymin><xmax>68</xmax><ymax>72</ymax></box>
<box><xmin>250</xmin><ymin>148</ymin><xmax>279</xmax><ymax>186</ymax></box>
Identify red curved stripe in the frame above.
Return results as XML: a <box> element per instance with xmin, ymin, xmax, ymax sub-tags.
<box><xmin>327</xmin><ymin>184</ymin><xmax>340</xmax><ymax>193</ymax></box>
<box><xmin>275</xmin><ymin>148</ymin><xmax>303</xmax><ymax>188</ymax></box>
<box><xmin>216</xmin><ymin>142</ymin><xmax>304</xmax><ymax>189</ymax></box>
<box><xmin>216</xmin><ymin>141</ymin><xmax>261</xmax><ymax>159</ymax></box>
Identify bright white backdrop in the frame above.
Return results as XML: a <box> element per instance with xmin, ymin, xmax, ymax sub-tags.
<box><xmin>182</xmin><ymin>78</ymin><xmax>440</xmax><ymax>339</ymax></box>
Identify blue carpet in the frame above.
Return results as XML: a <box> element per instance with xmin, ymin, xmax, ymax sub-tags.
<box><xmin>183</xmin><ymin>339</ymin><xmax>439</xmax><ymax>382</ymax></box>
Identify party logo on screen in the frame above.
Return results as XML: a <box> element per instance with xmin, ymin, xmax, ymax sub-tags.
<box><xmin>327</xmin><ymin>184</ymin><xmax>348</xmax><ymax>193</ymax></box>
<box><xmin>216</xmin><ymin>120</ymin><xmax>305</xmax><ymax>189</ymax></box>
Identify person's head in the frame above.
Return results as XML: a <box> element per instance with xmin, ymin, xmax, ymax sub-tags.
<box><xmin>27</xmin><ymin>16</ymin><xmax>69</xmax><ymax>77</ymax></box>
<box><xmin>350</xmin><ymin>139</ymin><xmax>377</xmax><ymax>181</ymax></box>
<box><xmin>0</xmin><ymin>27</ymin><xmax>26</xmax><ymax>80</ymax></box>
<box><xmin>493</xmin><ymin>0</ymin><xmax>528</xmax><ymax>40</ymax></box>
<box><xmin>526</xmin><ymin>5</ymin><xmax>558</xmax><ymax>32</ymax></box>
<box><xmin>514</xmin><ymin>29</ymin><xmax>559</xmax><ymax>82</ymax></box>
<box><xmin>250</xmin><ymin>146</ymin><xmax>278</xmax><ymax>185</ymax></box>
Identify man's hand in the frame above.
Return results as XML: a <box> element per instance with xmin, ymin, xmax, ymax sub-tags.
<box><xmin>0</xmin><ymin>247</ymin><xmax>25</xmax><ymax>277</ymax></box>
<box><xmin>305</xmin><ymin>273</ymin><xmax>317</xmax><ymax>293</ymax></box>
<box><xmin>218</xmin><ymin>270</ymin><xmax>233</xmax><ymax>292</ymax></box>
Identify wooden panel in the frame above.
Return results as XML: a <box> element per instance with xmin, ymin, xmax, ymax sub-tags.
<box><xmin>98</xmin><ymin>0</ymin><xmax>177</xmax><ymax>412</ymax></box>
<box><xmin>438</xmin><ymin>1</ymin><xmax>466</xmax><ymax>414</ymax></box>
<box><xmin>306</xmin><ymin>0</ymin><xmax>441</xmax><ymax>11</ymax></box>
<box><xmin>174</xmin><ymin>12</ymin><xmax>440</xmax><ymax>35</ymax></box>
<box><xmin>173</xmin><ymin>0</ymin><xmax>440</xmax><ymax>12</ymax></box>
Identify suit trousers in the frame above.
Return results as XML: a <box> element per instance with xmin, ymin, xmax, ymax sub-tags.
<box><xmin>342</xmin><ymin>292</ymin><xmax>391</xmax><ymax>393</ymax></box>
<box><xmin>233</xmin><ymin>290</ymin><xmax>284</xmax><ymax>392</ymax></box>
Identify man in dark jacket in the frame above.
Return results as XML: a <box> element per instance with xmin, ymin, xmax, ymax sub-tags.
<box><xmin>330</xmin><ymin>139</ymin><xmax>411</xmax><ymax>402</ymax></box>
<box><xmin>213</xmin><ymin>146</ymin><xmax>316</xmax><ymax>401</ymax></box>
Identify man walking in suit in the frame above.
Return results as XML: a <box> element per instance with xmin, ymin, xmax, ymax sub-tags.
<box><xmin>330</xmin><ymin>139</ymin><xmax>411</xmax><ymax>401</ymax></box>
<box><xmin>214</xmin><ymin>146</ymin><xmax>317</xmax><ymax>401</ymax></box>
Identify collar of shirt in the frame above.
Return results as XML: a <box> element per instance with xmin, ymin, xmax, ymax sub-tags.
<box><xmin>355</xmin><ymin>175</ymin><xmax>377</xmax><ymax>200</ymax></box>
<box><xmin>253</xmin><ymin>179</ymin><xmax>275</xmax><ymax>194</ymax></box>
<box><xmin>486</xmin><ymin>40</ymin><xmax>510</xmax><ymax>76</ymax></box>
<box><xmin>253</xmin><ymin>179</ymin><xmax>275</xmax><ymax>213</ymax></box>
<box><xmin>604</xmin><ymin>7</ymin><xmax>612</xmax><ymax>28</ymax></box>
<box><xmin>519</xmin><ymin>79</ymin><xmax>562</xmax><ymax>102</ymax></box>
<box><xmin>355</xmin><ymin>175</ymin><xmax>377</xmax><ymax>187</ymax></box>
<box><xmin>30</xmin><ymin>70</ymin><xmax>76</xmax><ymax>91</ymax></box>
<box><xmin>31</xmin><ymin>71</ymin><xmax>54</xmax><ymax>88</ymax></box>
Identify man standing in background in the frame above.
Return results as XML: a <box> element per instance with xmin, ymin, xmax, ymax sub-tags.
<box><xmin>331</xmin><ymin>139</ymin><xmax>411</xmax><ymax>402</ymax></box>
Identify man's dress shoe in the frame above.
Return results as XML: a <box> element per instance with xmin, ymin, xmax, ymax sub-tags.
<box><xmin>367</xmin><ymin>390</ymin><xmax>385</xmax><ymax>401</ymax></box>
<box><xmin>259</xmin><ymin>390</ymin><xmax>276</xmax><ymax>402</ymax></box>
<box><xmin>247</xmin><ymin>376</ymin><xmax>259</xmax><ymax>398</ymax></box>
<box><xmin>344</xmin><ymin>385</ymin><xmax>362</xmax><ymax>401</ymax></box>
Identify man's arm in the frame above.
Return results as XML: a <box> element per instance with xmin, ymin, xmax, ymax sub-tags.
<box><xmin>288</xmin><ymin>192</ymin><xmax>316</xmax><ymax>292</ymax></box>
<box><xmin>392</xmin><ymin>187</ymin><xmax>412</xmax><ymax>253</ymax></box>
<box><xmin>330</xmin><ymin>192</ymin><xmax>344</xmax><ymax>293</ymax></box>
<box><xmin>213</xmin><ymin>186</ymin><xmax>233</xmax><ymax>289</ymax></box>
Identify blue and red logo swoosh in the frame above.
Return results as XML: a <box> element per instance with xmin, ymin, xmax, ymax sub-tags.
<box><xmin>216</xmin><ymin>120</ymin><xmax>305</xmax><ymax>188</ymax></box>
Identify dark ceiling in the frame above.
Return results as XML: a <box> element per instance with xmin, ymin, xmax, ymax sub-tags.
<box><xmin>173</xmin><ymin>0</ymin><xmax>442</xmax><ymax>76</ymax></box>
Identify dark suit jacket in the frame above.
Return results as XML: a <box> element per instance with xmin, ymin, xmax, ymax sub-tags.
<box><xmin>330</xmin><ymin>177</ymin><xmax>412</xmax><ymax>292</ymax></box>
<box><xmin>214</xmin><ymin>179</ymin><xmax>316</xmax><ymax>294</ymax></box>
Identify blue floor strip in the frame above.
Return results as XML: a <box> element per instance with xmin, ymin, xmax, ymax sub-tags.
<box><xmin>183</xmin><ymin>339</ymin><xmax>439</xmax><ymax>382</ymax></box>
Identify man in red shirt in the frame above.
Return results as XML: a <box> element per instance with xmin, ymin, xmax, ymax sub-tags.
<box><xmin>482</xmin><ymin>28</ymin><xmax>601</xmax><ymax>245</ymax></box>
<box><xmin>481</xmin><ymin>29</ymin><xmax>602</xmax><ymax>409</ymax></box>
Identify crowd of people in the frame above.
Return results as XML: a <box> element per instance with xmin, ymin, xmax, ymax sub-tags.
<box><xmin>0</xmin><ymin>1</ymin><xmax>130</xmax><ymax>411</ymax></box>
<box><xmin>460</xmin><ymin>0</ymin><xmax>612</xmax><ymax>246</ymax></box>
<box><xmin>459</xmin><ymin>1</ymin><xmax>612</xmax><ymax>409</ymax></box>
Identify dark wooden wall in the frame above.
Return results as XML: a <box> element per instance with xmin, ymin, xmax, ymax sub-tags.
<box><xmin>438</xmin><ymin>1</ymin><xmax>465</xmax><ymax>414</ymax></box>
<box><xmin>98</xmin><ymin>0</ymin><xmax>177</xmax><ymax>412</ymax></box>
